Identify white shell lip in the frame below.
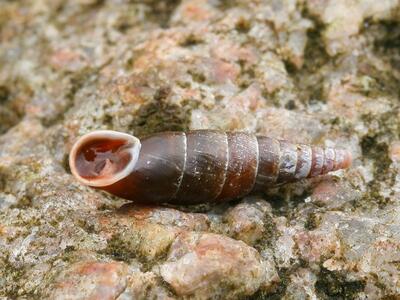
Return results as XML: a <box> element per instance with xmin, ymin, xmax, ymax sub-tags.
<box><xmin>69</xmin><ymin>130</ymin><xmax>141</xmax><ymax>187</ymax></box>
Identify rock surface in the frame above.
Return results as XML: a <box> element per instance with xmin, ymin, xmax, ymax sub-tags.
<box><xmin>159</xmin><ymin>232</ymin><xmax>276</xmax><ymax>298</ymax></box>
<box><xmin>1</xmin><ymin>0</ymin><xmax>400</xmax><ymax>299</ymax></box>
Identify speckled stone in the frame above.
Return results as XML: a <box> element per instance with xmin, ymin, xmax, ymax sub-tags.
<box><xmin>159</xmin><ymin>232</ymin><xmax>273</xmax><ymax>298</ymax></box>
<box><xmin>46</xmin><ymin>261</ymin><xmax>129</xmax><ymax>300</ymax></box>
<box><xmin>1</xmin><ymin>0</ymin><xmax>400</xmax><ymax>299</ymax></box>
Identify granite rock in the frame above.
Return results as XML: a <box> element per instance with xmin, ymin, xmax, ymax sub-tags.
<box><xmin>1</xmin><ymin>0</ymin><xmax>400</xmax><ymax>299</ymax></box>
<box><xmin>159</xmin><ymin>232</ymin><xmax>275</xmax><ymax>298</ymax></box>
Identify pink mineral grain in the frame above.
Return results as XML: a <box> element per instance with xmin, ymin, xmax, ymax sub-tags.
<box><xmin>47</xmin><ymin>261</ymin><xmax>129</xmax><ymax>300</ymax></box>
<box><xmin>223</xmin><ymin>197</ymin><xmax>273</xmax><ymax>245</ymax></box>
<box><xmin>159</xmin><ymin>232</ymin><xmax>272</xmax><ymax>298</ymax></box>
<box><xmin>390</xmin><ymin>141</ymin><xmax>400</xmax><ymax>162</ymax></box>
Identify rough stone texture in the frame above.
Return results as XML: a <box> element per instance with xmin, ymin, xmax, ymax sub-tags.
<box><xmin>159</xmin><ymin>232</ymin><xmax>276</xmax><ymax>298</ymax></box>
<box><xmin>46</xmin><ymin>261</ymin><xmax>129</xmax><ymax>300</ymax></box>
<box><xmin>223</xmin><ymin>197</ymin><xmax>273</xmax><ymax>245</ymax></box>
<box><xmin>1</xmin><ymin>0</ymin><xmax>400</xmax><ymax>299</ymax></box>
<box><xmin>306</xmin><ymin>0</ymin><xmax>400</xmax><ymax>56</ymax></box>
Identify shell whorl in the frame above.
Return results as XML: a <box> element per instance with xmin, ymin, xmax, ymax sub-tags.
<box><xmin>251</xmin><ymin>135</ymin><xmax>352</xmax><ymax>191</ymax></box>
<box><xmin>268</xmin><ymin>141</ymin><xmax>351</xmax><ymax>183</ymax></box>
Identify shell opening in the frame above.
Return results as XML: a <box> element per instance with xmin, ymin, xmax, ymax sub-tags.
<box><xmin>69</xmin><ymin>130</ymin><xmax>141</xmax><ymax>187</ymax></box>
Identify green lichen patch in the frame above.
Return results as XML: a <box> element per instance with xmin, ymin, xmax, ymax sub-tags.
<box><xmin>360</xmin><ymin>135</ymin><xmax>392</xmax><ymax>181</ymax></box>
<box><xmin>373</xmin><ymin>21</ymin><xmax>400</xmax><ymax>52</ymax></box>
<box><xmin>179</xmin><ymin>33</ymin><xmax>204</xmax><ymax>48</ymax></box>
<box><xmin>0</xmin><ymin>83</ymin><xmax>25</xmax><ymax>134</ymax></box>
<box><xmin>315</xmin><ymin>267</ymin><xmax>365</xmax><ymax>299</ymax></box>
<box><xmin>0</xmin><ymin>256</ymin><xmax>38</xmax><ymax>299</ymax></box>
<box><xmin>294</xmin><ymin>15</ymin><xmax>330</xmax><ymax>104</ymax></box>
<box><xmin>100</xmin><ymin>225</ymin><xmax>173</xmax><ymax>269</ymax></box>
<box><xmin>359</xmin><ymin>110</ymin><xmax>400</xmax><ymax>207</ymax></box>
<box><xmin>304</xmin><ymin>212</ymin><xmax>322</xmax><ymax>230</ymax></box>
<box><xmin>249</xmin><ymin>267</ymin><xmax>290</xmax><ymax>300</ymax></box>
<box><xmin>0</xmin><ymin>85</ymin><xmax>10</xmax><ymax>103</ymax></box>
<box><xmin>259</xmin><ymin>214</ymin><xmax>278</xmax><ymax>250</ymax></box>
<box><xmin>235</xmin><ymin>17</ymin><xmax>252</xmax><ymax>33</ymax></box>
<box><xmin>131</xmin><ymin>97</ymin><xmax>192</xmax><ymax>137</ymax></box>
<box><xmin>264</xmin><ymin>186</ymin><xmax>313</xmax><ymax>218</ymax></box>
<box><xmin>146</xmin><ymin>0</ymin><xmax>181</xmax><ymax>28</ymax></box>
<box><xmin>101</xmin><ymin>233</ymin><xmax>138</xmax><ymax>263</ymax></box>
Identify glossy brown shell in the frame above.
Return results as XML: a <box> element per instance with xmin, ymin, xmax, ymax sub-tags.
<box><xmin>69</xmin><ymin>130</ymin><xmax>352</xmax><ymax>204</ymax></box>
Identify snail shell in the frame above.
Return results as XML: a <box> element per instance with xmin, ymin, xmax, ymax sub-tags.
<box><xmin>69</xmin><ymin>130</ymin><xmax>352</xmax><ymax>204</ymax></box>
